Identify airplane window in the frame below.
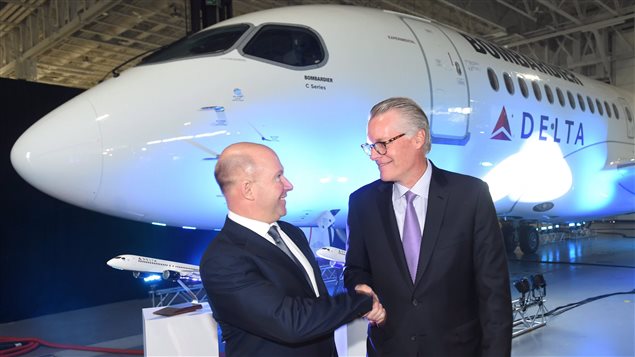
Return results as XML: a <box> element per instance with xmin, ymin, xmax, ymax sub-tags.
<box><xmin>140</xmin><ymin>24</ymin><xmax>250</xmax><ymax>65</ymax></box>
<box><xmin>487</xmin><ymin>68</ymin><xmax>499</xmax><ymax>91</ymax></box>
<box><xmin>613</xmin><ymin>103</ymin><xmax>620</xmax><ymax>119</ymax></box>
<box><xmin>556</xmin><ymin>88</ymin><xmax>565</xmax><ymax>107</ymax></box>
<box><xmin>596</xmin><ymin>99</ymin><xmax>604</xmax><ymax>115</ymax></box>
<box><xmin>604</xmin><ymin>101</ymin><xmax>612</xmax><ymax>118</ymax></box>
<box><xmin>587</xmin><ymin>96</ymin><xmax>595</xmax><ymax>113</ymax></box>
<box><xmin>518</xmin><ymin>77</ymin><xmax>529</xmax><ymax>98</ymax></box>
<box><xmin>243</xmin><ymin>25</ymin><xmax>324</xmax><ymax>67</ymax></box>
<box><xmin>544</xmin><ymin>84</ymin><xmax>554</xmax><ymax>104</ymax></box>
<box><xmin>532</xmin><ymin>81</ymin><xmax>542</xmax><ymax>101</ymax></box>
<box><xmin>567</xmin><ymin>91</ymin><xmax>575</xmax><ymax>109</ymax></box>
<box><xmin>503</xmin><ymin>72</ymin><xmax>514</xmax><ymax>95</ymax></box>
<box><xmin>577</xmin><ymin>94</ymin><xmax>585</xmax><ymax>111</ymax></box>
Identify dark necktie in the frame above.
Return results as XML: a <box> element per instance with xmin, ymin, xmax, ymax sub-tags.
<box><xmin>268</xmin><ymin>225</ymin><xmax>313</xmax><ymax>286</ymax></box>
<box><xmin>403</xmin><ymin>191</ymin><xmax>422</xmax><ymax>282</ymax></box>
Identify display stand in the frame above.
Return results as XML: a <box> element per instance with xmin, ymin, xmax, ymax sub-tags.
<box><xmin>142</xmin><ymin>302</ymin><xmax>219</xmax><ymax>356</ymax></box>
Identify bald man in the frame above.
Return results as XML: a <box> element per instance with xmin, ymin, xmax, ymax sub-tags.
<box><xmin>200</xmin><ymin>142</ymin><xmax>384</xmax><ymax>356</ymax></box>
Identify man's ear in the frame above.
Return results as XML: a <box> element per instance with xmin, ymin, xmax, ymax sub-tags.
<box><xmin>414</xmin><ymin>129</ymin><xmax>426</xmax><ymax>149</ymax></box>
<box><xmin>241</xmin><ymin>180</ymin><xmax>255</xmax><ymax>201</ymax></box>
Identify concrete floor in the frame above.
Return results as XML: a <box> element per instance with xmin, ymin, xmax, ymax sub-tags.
<box><xmin>1</xmin><ymin>235</ymin><xmax>633</xmax><ymax>357</ymax></box>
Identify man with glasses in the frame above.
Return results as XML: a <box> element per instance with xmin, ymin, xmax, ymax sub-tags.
<box><xmin>345</xmin><ymin>97</ymin><xmax>512</xmax><ymax>356</ymax></box>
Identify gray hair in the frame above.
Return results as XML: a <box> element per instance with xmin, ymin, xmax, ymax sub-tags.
<box><xmin>370</xmin><ymin>97</ymin><xmax>431</xmax><ymax>153</ymax></box>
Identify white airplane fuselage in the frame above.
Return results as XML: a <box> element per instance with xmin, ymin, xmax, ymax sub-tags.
<box><xmin>10</xmin><ymin>5</ymin><xmax>635</xmax><ymax>231</ymax></box>
<box><xmin>107</xmin><ymin>254</ymin><xmax>199</xmax><ymax>279</ymax></box>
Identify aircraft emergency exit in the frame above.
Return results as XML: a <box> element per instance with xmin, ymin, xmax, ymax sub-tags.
<box><xmin>10</xmin><ymin>5</ymin><xmax>635</xmax><ymax>254</ymax></box>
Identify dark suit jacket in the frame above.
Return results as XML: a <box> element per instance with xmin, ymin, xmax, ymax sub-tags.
<box><xmin>344</xmin><ymin>162</ymin><xmax>512</xmax><ymax>357</ymax></box>
<box><xmin>200</xmin><ymin>218</ymin><xmax>372</xmax><ymax>357</ymax></box>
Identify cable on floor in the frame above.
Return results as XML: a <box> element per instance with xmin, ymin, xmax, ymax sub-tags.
<box><xmin>545</xmin><ymin>288</ymin><xmax>635</xmax><ymax>317</ymax></box>
<box><xmin>0</xmin><ymin>336</ymin><xmax>143</xmax><ymax>356</ymax></box>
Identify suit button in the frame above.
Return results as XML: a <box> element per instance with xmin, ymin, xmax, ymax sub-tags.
<box><xmin>410</xmin><ymin>336</ymin><xmax>417</xmax><ymax>341</ymax></box>
<box><xmin>412</xmin><ymin>299</ymin><xmax>418</xmax><ymax>306</ymax></box>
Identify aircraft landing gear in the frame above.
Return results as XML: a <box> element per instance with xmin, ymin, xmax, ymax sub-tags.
<box><xmin>501</xmin><ymin>222</ymin><xmax>517</xmax><ymax>253</ymax></box>
<box><xmin>519</xmin><ymin>225</ymin><xmax>539</xmax><ymax>254</ymax></box>
<box><xmin>500</xmin><ymin>221</ymin><xmax>540</xmax><ymax>254</ymax></box>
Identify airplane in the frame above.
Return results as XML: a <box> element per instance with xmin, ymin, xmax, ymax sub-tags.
<box><xmin>10</xmin><ymin>5</ymin><xmax>634</xmax><ymax>255</ymax></box>
<box><xmin>316</xmin><ymin>246</ymin><xmax>346</xmax><ymax>268</ymax></box>
<box><xmin>107</xmin><ymin>254</ymin><xmax>200</xmax><ymax>282</ymax></box>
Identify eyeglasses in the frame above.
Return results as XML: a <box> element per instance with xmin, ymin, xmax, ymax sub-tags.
<box><xmin>360</xmin><ymin>133</ymin><xmax>406</xmax><ymax>156</ymax></box>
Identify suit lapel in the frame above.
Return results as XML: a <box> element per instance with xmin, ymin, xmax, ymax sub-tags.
<box><xmin>280</xmin><ymin>223</ymin><xmax>329</xmax><ymax>296</ymax></box>
<box><xmin>223</xmin><ymin>218</ymin><xmax>316</xmax><ymax>296</ymax></box>
<box><xmin>414</xmin><ymin>164</ymin><xmax>448</xmax><ymax>286</ymax></box>
<box><xmin>278</xmin><ymin>222</ymin><xmax>326</xmax><ymax>296</ymax></box>
<box><xmin>376</xmin><ymin>181</ymin><xmax>414</xmax><ymax>288</ymax></box>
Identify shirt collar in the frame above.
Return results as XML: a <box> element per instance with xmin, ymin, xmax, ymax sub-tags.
<box><xmin>227</xmin><ymin>210</ymin><xmax>276</xmax><ymax>238</ymax></box>
<box><xmin>394</xmin><ymin>159</ymin><xmax>432</xmax><ymax>199</ymax></box>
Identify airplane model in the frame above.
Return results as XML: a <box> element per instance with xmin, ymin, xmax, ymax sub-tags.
<box><xmin>10</xmin><ymin>5</ymin><xmax>634</xmax><ymax>254</ymax></box>
<box><xmin>107</xmin><ymin>254</ymin><xmax>200</xmax><ymax>282</ymax></box>
<box><xmin>316</xmin><ymin>246</ymin><xmax>346</xmax><ymax>268</ymax></box>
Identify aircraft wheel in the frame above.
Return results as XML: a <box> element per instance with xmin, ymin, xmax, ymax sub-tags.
<box><xmin>132</xmin><ymin>271</ymin><xmax>141</xmax><ymax>279</ymax></box>
<box><xmin>519</xmin><ymin>225</ymin><xmax>539</xmax><ymax>254</ymax></box>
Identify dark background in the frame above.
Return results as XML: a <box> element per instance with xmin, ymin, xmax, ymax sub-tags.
<box><xmin>0</xmin><ymin>78</ymin><xmax>216</xmax><ymax>323</ymax></box>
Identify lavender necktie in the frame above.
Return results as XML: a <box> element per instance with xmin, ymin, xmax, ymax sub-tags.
<box><xmin>403</xmin><ymin>191</ymin><xmax>421</xmax><ymax>282</ymax></box>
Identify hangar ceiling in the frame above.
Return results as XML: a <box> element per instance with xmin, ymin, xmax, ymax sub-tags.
<box><xmin>0</xmin><ymin>0</ymin><xmax>633</xmax><ymax>89</ymax></box>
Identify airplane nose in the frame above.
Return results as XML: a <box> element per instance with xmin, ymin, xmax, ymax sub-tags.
<box><xmin>106</xmin><ymin>259</ymin><xmax>118</xmax><ymax>268</ymax></box>
<box><xmin>10</xmin><ymin>96</ymin><xmax>103</xmax><ymax>208</ymax></box>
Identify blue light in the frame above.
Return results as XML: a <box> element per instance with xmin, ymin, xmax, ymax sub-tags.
<box><xmin>152</xmin><ymin>222</ymin><xmax>166</xmax><ymax>226</ymax></box>
<box><xmin>182</xmin><ymin>226</ymin><xmax>197</xmax><ymax>230</ymax></box>
<box><xmin>568</xmin><ymin>242</ymin><xmax>577</xmax><ymax>262</ymax></box>
<box><xmin>144</xmin><ymin>274</ymin><xmax>161</xmax><ymax>283</ymax></box>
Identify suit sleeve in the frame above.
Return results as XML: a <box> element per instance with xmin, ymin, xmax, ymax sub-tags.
<box><xmin>473</xmin><ymin>181</ymin><xmax>513</xmax><ymax>357</ymax></box>
<box><xmin>343</xmin><ymin>192</ymin><xmax>373</xmax><ymax>290</ymax></box>
<box><xmin>201</xmin><ymin>238</ymin><xmax>372</xmax><ymax>345</ymax></box>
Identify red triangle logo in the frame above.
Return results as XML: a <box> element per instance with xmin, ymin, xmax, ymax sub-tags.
<box><xmin>491</xmin><ymin>107</ymin><xmax>512</xmax><ymax>141</ymax></box>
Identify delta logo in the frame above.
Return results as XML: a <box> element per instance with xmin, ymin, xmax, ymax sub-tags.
<box><xmin>490</xmin><ymin>107</ymin><xmax>512</xmax><ymax>141</ymax></box>
<box><xmin>490</xmin><ymin>106</ymin><xmax>584</xmax><ymax>146</ymax></box>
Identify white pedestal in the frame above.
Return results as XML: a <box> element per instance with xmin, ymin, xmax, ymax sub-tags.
<box><xmin>335</xmin><ymin>318</ymin><xmax>368</xmax><ymax>357</ymax></box>
<box><xmin>142</xmin><ymin>302</ymin><xmax>219</xmax><ymax>356</ymax></box>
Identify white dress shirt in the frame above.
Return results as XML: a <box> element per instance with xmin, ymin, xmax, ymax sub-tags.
<box><xmin>227</xmin><ymin>211</ymin><xmax>320</xmax><ymax>297</ymax></box>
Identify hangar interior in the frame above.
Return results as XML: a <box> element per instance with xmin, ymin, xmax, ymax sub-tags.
<box><xmin>0</xmin><ymin>1</ymin><xmax>633</xmax><ymax>356</ymax></box>
<box><xmin>1</xmin><ymin>0</ymin><xmax>633</xmax><ymax>90</ymax></box>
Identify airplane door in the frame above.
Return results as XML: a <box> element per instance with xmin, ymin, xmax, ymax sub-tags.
<box><xmin>403</xmin><ymin>18</ymin><xmax>470</xmax><ymax>144</ymax></box>
<box><xmin>618</xmin><ymin>98</ymin><xmax>634</xmax><ymax>138</ymax></box>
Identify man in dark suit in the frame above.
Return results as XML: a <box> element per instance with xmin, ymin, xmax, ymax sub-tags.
<box><xmin>201</xmin><ymin>142</ymin><xmax>385</xmax><ymax>356</ymax></box>
<box><xmin>345</xmin><ymin>97</ymin><xmax>512</xmax><ymax>356</ymax></box>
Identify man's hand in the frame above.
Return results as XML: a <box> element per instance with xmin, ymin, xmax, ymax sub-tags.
<box><xmin>355</xmin><ymin>284</ymin><xmax>386</xmax><ymax>326</ymax></box>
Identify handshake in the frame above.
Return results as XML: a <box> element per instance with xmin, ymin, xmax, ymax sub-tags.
<box><xmin>355</xmin><ymin>284</ymin><xmax>386</xmax><ymax>326</ymax></box>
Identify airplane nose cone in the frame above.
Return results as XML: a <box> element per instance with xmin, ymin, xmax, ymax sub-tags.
<box><xmin>10</xmin><ymin>96</ymin><xmax>102</xmax><ymax>208</ymax></box>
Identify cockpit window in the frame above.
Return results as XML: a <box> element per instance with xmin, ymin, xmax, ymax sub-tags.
<box><xmin>242</xmin><ymin>25</ymin><xmax>324</xmax><ymax>67</ymax></box>
<box><xmin>140</xmin><ymin>24</ymin><xmax>250</xmax><ymax>65</ymax></box>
